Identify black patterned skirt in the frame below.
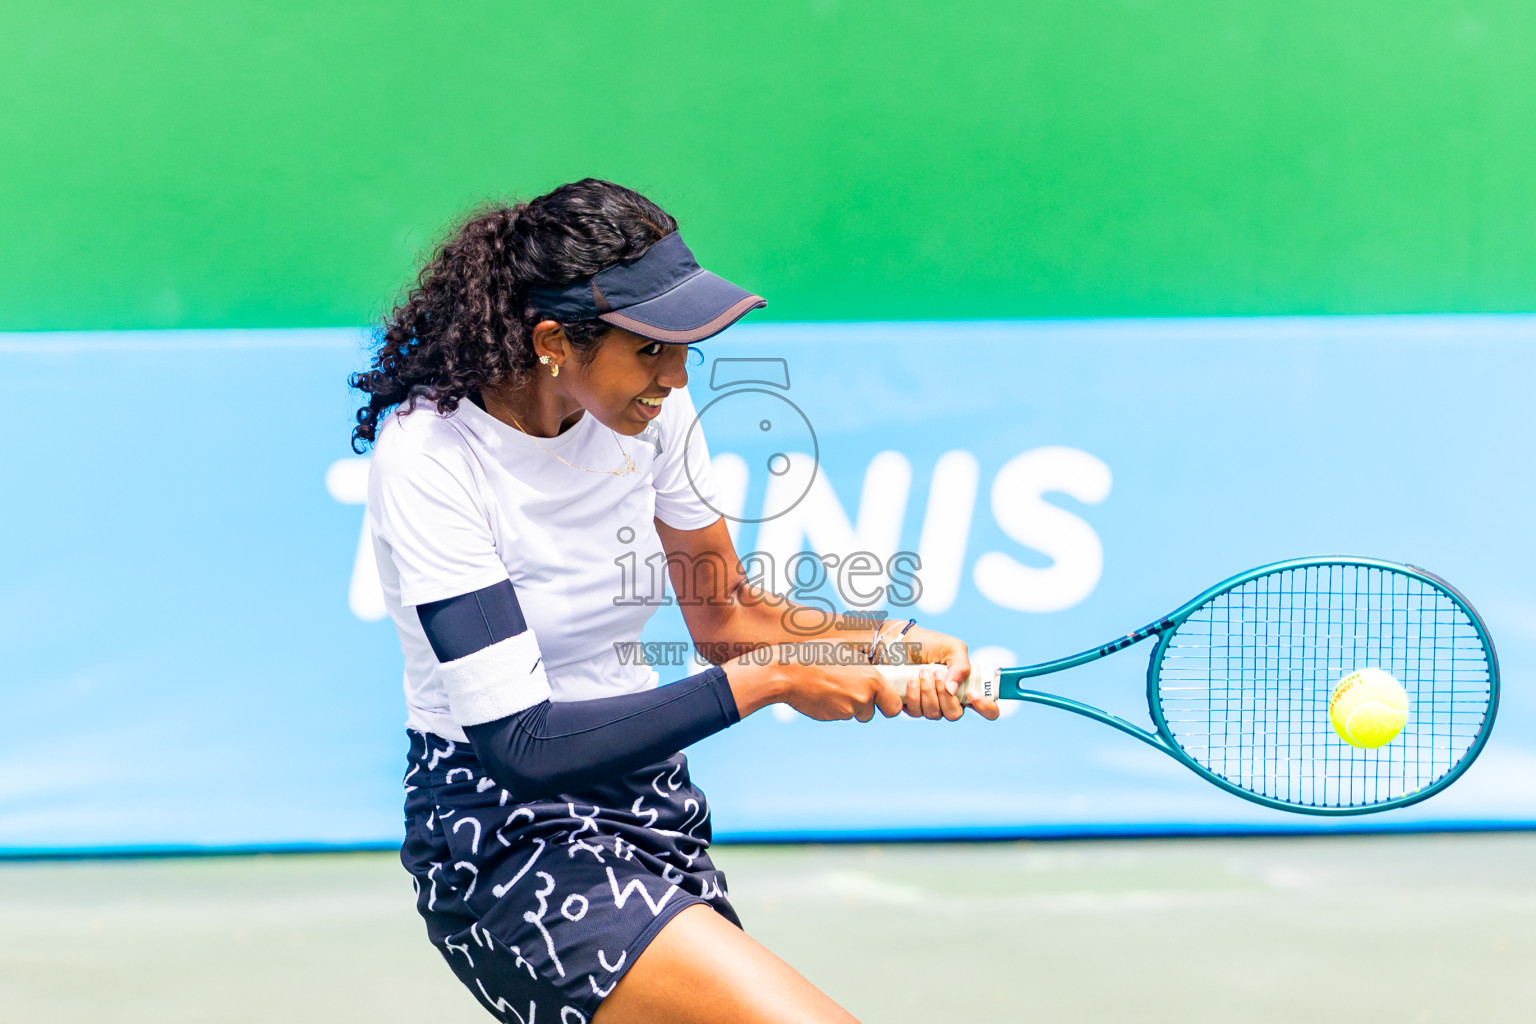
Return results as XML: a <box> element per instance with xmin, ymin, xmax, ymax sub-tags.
<box><xmin>400</xmin><ymin>729</ymin><xmax>740</xmax><ymax>1023</ymax></box>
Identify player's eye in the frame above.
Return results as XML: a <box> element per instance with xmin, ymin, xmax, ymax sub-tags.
<box><xmin>639</xmin><ymin>342</ymin><xmax>664</xmax><ymax>357</ymax></box>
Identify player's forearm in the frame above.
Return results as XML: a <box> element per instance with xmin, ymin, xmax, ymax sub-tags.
<box><xmin>687</xmin><ymin>590</ymin><xmax>893</xmax><ymax>663</ymax></box>
<box><xmin>464</xmin><ymin>666</ymin><xmax>741</xmax><ymax>801</ymax></box>
<box><xmin>660</xmin><ymin>518</ymin><xmax>901</xmax><ymax>658</ymax></box>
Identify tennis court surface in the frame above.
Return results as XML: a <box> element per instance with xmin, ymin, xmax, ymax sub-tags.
<box><xmin>2</xmin><ymin>833</ymin><xmax>1532</xmax><ymax>1022</ymax></box>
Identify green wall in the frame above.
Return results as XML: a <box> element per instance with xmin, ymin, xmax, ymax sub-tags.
<box><xmin>5</xmin><ymin>1</ymin><xmax>1534</xmax><ymax>330</ymax></box>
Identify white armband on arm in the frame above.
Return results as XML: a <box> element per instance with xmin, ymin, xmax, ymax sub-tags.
<box><xmin>435</xmin><ymin>629</ymin><xmax>552</xmax><ymax>726</ymax></box>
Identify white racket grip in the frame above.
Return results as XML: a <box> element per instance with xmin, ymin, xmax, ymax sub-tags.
<box><xmin>874</xmin><ymin>664</ymin><xmax>999</xmax><ymax>704</ymax></box>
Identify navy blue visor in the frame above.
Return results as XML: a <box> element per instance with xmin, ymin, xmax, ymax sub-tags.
<box><xmin>526</xmin><ymin>232</ymin><xmax>766</xmax><ymax>344</ymax></box>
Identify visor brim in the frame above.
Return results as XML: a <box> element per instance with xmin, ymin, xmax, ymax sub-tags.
<box><xmin>597</xmin><ymin>270</ymin><xmax>766</xmax><ymax>344</ymax></box>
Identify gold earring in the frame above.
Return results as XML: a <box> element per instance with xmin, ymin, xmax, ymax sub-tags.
<box><xmin>539</xmin><ymin>354</ymin><xmax>560</xmax><ymax>378</ymax></box>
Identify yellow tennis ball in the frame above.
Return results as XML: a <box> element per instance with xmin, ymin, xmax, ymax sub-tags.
<box><xmin>1329</xmin><ymin>668</ymin><xmax>1409</xmax><ymax>748</ymax></box>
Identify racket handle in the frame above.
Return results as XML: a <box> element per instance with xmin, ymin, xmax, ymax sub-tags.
<box><xmin>875</xmin><ymin>664</ymin><xmax>999</xmax><ymax>704</ymax></box>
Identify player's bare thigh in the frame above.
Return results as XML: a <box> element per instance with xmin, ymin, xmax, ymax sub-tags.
<box><xmin>591</xmin><ymin>903</ymin><xmax>859</xmax><ymax>1024</ymax></box>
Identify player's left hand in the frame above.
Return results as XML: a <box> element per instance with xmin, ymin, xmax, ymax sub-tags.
<box><xmin>897</xmin><ymin>625</ymin><xmax>1001</xmax><ymax>721</ymax></box>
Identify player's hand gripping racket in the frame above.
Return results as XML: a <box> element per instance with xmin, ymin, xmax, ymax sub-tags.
<box><xmin>877</xmin><ymin>557</ymin><xmax>1498</xmax><ymax>815</ymax></box>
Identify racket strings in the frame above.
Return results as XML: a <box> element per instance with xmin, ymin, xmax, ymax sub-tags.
<box><xmin>1155</xmin><ymin>564</ymin><xmax>1492</xmax><ymax>809</ymax></box>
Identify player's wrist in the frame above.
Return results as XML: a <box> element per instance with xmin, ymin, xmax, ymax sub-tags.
<box><xmin>867</xmin><ymin>617</ymin><xmax>918</xmax><ymax>664</ymax></box>
<box><xmin>721</xmin><ymin>655</ymin><xmax>791</xmax><ymax>718</ymax></box>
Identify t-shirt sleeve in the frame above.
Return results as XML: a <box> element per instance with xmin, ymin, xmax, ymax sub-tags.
<box><xmin>650</xmin><ymin>384</ymin><xmax>724</xmax><ymax>531</ymax></box>
<box><xmin>368</xmin><ymin>432</ymin><xmax>509</xmax><ymax>608</ymax></box>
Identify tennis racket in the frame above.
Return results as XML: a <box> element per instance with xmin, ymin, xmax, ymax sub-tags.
<box><xmin>877</xmin><ymin>557</ymin><xmax>1498</xmax><ymax>815</ymax></box>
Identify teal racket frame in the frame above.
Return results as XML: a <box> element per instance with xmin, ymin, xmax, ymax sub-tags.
<box><xmin>995</xmin><ymin>556</ymin><xmax>1501</xmax><ymax>815</ymax></box>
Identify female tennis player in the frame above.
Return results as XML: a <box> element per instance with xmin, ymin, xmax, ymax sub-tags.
<box><xmin>351</xmin><ymin>179</ymin><xmax>999</xmax><ymax>1024</ymax></box>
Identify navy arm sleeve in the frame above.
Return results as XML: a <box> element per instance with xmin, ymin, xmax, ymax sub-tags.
<box><xmin>463</xmin><ymin>668</ymin><xmax>739</xmax><ymax>801</ymax></box>
<box><xmin>418</xmin><ymin>581</ymin><xmax>742</xmax><ymax>801</ymax></box>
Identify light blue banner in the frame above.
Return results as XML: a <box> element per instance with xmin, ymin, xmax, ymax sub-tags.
<box><xmin>2</xmin><ymin>317</ymin><xmax>1533</xmax><ymax>849</ymax></box>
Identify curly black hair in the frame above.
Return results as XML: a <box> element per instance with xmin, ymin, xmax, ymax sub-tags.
<box><xmin>350</xmin><ymin>179</ymin><xmax>678</xmax><ymax>452</ymax></box>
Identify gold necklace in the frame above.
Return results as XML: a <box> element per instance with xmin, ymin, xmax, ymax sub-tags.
<box><xmin>504</xmin><ymin>411</ymin><xmax>639</xmax><ymax>477</ymax></box>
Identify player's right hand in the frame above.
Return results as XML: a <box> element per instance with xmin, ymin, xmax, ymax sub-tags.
<box><xmin>780</xmin><ymin>661</ymin><xmax>906</xmax><ymax>722</ymax></box>
<box><xmin>723</xmin><ymin>645</ymin><xmax>903</xmax><ymax>722</ymax></box>
<box><xmin>897</xmin><ymin>663</ymin><xmax>967</xmax><ymax>721</ymax></box>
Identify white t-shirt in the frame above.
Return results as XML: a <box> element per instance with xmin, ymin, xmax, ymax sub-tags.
<box><xmin>367</xmin><ymin>385</ymin><xmax>721</xmax><ymax>743</ymax></box>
